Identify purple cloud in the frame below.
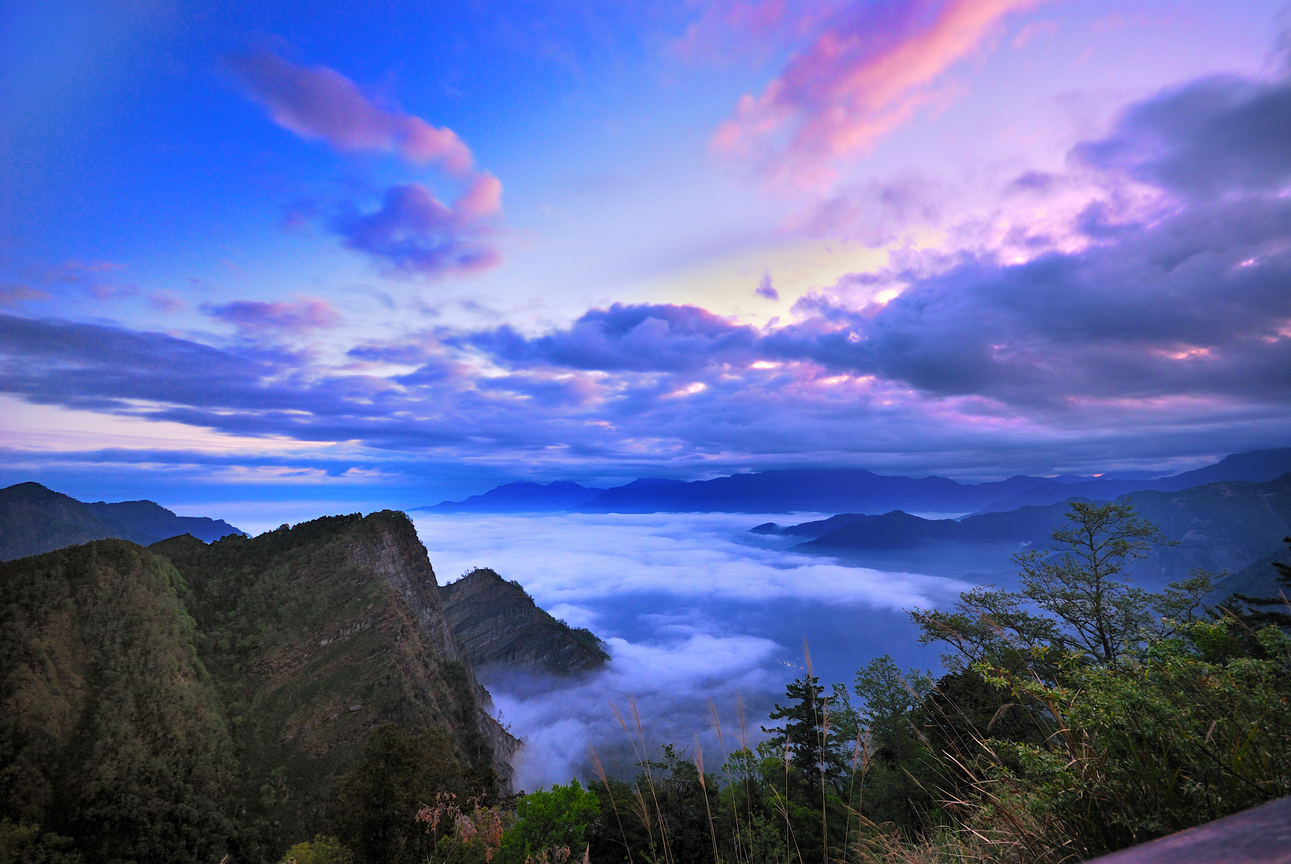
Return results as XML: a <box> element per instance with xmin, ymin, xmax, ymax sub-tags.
<box><xmin>464</xmin><ymin>62</ymin><xmax>1291</xmax><ymax>410</ymax></box>
<box><xmin>465</xmin><ymin>303</ymin><xmax>759</xmax><ymax>372</ymax></box>
<box><xmin>712</xmin><ymin>0</ymin><xmax>1047</xmax><ymax>189</ymax></box>
<box><xmin>204</xmin><ymin>298</ymin><xmax>341</xmax><ymax>335</ymax></box>
<box><xmin>227</xmin><ymin>50</ymin><xmax>474</xmax><ymax>174</ymax></box>
<box><xmin>148</xmin><ymin>293</ymin><xmax>186</xmax><ymax>313</ymax></box>
<box><xmin>3</xmin><ymin>63</ymin><xmax>1291</xmax><ymax>477</ymax></box>
<box><xmin>1073</xmin><ymin>73</ymin><xmax>1291</xmax><ymax>200</ymax></box>
<box><xmin>755</xmin><ymin>274</ymin><xmax>779</xmax><ymax>300</ymax></box>
<box><xmin>332</xmin><ymin>175</ymin><xmax>503</xmax><ymax>278</ymax></box>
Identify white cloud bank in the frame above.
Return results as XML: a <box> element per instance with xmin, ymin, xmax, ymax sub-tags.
<box><xmin>412</xmin><ymin>512</ymin><xmax>970</xmax><ymax>788</ymax></box>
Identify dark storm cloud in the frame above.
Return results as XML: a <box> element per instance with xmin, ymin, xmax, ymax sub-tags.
<box><xmin>464</xmin><ymin>303</ymin><xmax>760</xmax><ymax>372</ymax></box>
<box><xmin>1073</xmin><ymin>73</ymin><xmax>1291</xmax><ymax>199</ymax></box>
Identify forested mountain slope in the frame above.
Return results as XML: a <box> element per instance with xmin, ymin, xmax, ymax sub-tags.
<box><xmin>0</xmin><ymin>511</ymin><xmax>517</xmax><ymax>864</ymax></box>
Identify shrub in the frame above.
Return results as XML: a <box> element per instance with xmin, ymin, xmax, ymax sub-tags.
<box><xmin>278</xmin><ymin>835</ymin><xmax>353</xmax><ymax>864</ymax></box>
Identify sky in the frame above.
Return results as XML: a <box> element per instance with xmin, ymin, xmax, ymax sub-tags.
<box><xmin>3</xmin><ymin>0</ymin><xmax>1291</xmax><ymax>512</ymax></box>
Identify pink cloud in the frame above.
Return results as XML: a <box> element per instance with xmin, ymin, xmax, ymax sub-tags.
<box><xmin>204</xmin><ymin>298</ymin><xmax>341</xmax><ymax>335</ymax></box>
<box><xmin>712</xmin><ymin>0</ymin><xmax>1047</xmax><ymax>190</ymax></box>
<box><xmin>227</xmin><ymin>50</ymin><xmax>474</xmax><ymax>175</ymax></box>
<box><xmin>455</xmin><ymin>172</ymin><xmax>504</xmax><ymax>220</ymax></box>
<box><xmin>0</xmin><ymin>283</ymin><xmax>50</xmax><ymax>307</ymax></box>
<box><xmin>149</xmin><ymin>292</ymin><xmax>187</xmax><ymax>313</ymax></box>
<box><xmin>673</xmin><ymin>0</ymin><xmax>800</xmax><ymax>65</ymax></box>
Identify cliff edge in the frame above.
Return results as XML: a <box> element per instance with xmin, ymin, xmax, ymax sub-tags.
<box><xmin>441</xmin><ymin>567</ymin><xmax>610</xmax><ymax>674</ymax></box>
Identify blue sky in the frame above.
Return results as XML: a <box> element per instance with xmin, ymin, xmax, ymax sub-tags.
<box><xmin>3</xmin><ymin>0</ymin><xmax>1290</xmax><ymax>511</ymax></box>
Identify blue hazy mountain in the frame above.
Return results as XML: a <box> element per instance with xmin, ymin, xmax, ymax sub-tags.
<box><xmin>973</xmin><ymin>448</ymin><xmax>1291</xmax><ymax>513</ymax></box>
<box><xmin>425</xmin><ymin>448</ymin><xmax>1291</xmax><ymax>515</ymax></box>
<box><xmin>430</xmin><ymin>471</ymin><xmax>1054</xmax><ymax>515</ymax></box>
<box><xmin>577</xmin><ymin>469</ymin><xmax>1055</xmax><ymax>514</ymax></box>
<box><xmin>0</xmin><ymin>482</ymin><xmax>245</xmax><ymax>561</ymax></box>
<box><xmin>420</xmin><ymin>480</ymin><xmax>606</xmax><ymax>513</ymax></box>
<box><xmin>793</xmin><ymin>474</ymin><xmax>1291</xmax><ymax>588</ymax></box>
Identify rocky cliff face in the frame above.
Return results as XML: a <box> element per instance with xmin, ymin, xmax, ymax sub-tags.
<box><xmin>441</xmin><ymin>567</ymin><xmax>609</xmax><ymax>674</ymax></box>
<box><xmin>341</xmin><ymin>516</ymin><xmax>520</xmax><ymax>774</ymax></box>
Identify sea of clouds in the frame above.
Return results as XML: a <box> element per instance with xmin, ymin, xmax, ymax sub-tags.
<box><xmin>410</xmin><ymin>512</ymin><xmax>973</xmax><ymax>790</ymax></box>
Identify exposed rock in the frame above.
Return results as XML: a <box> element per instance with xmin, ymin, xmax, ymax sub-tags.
<box><xmin>342</xmin><ymin>517</ymin><xmax>520</xmax><ymax>775</ymax></box>
<box><xmin>441</xmin><ymin>567</ymin><xmax>609</xmax><ymax>674</ymax></box>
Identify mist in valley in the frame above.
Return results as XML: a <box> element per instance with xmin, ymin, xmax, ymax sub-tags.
<box><xmin>411</xmin><ymin>512</ymin><xmax>984</xmax><ymax>789</ymax></box>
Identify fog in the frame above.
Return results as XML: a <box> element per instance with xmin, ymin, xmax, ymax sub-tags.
<box><xmin>411</xmin><ymin>512</ymin><xmax>975</xmax><ymax>790</ymax></box>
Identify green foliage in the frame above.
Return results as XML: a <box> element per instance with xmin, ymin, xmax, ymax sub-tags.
<box><xmin>500</xmin><ymin>780</ymin><xmax>599</xmax><ymax>862</ymax></box>
<box><xmin>850</xmin><ymin>656</ymin><xmax>938</xmax><ymax>839</ymax></box>
<box><xmin>854</xmin><ymin>656</ymin><xmax>932</xmax><ymax>765</ymax></box>
<box><xmin>1012</xmin><ymin>501</ymin><xmax>1168</xmax><ymax>664</ymax></box>
<box><xmin>0</xmin><ymin>820</ymin><xmax>81</xmax><ymax>864</ymax></box>
<box><xmin>763</xmin><ymin>675</ymin><xmax>832</xmax><ymax>781</ymax></box>
<box><xmin>0</xmin><ymin>541</ymin><xmax>236</xmax><ymax>864</ymax></box>
<box><xmin>3</xmin><ymin>512</ymin><xmax>505</xmax><ymax>864</ymax></box>
<box><xmin>914</xmin><ymin>502</ymin><xmax>1177</xmax><ymax>674</ymax></box>
<box><xmin>573</xmin><ymin>503</ymin><xmax>1291</xmax><ymax>864</ymax></box>
<box><xmin>979</xmin><ymin>620</ymin><xmax>1291</xmax><ymax>858</ymax></box>
<box><xmin>277</xmin><ymin>835</ymin><xmax>354</xmax><ymax>864</ymax></box>
<box><xmin>330</xmin><ymin>724</ymin><xmax>490</xmax><ymax>864</ymax></box>
<box><xmin>910</xmin><ymin>584</ymin><xmax>1064</xmax><ymax>674</ymax></box>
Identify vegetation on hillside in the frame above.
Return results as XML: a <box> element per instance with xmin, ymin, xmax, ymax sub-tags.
<box><xmin>1</xmin><ymin>514</ymin><xmax>502</xmax><ymax>864</ymax></box>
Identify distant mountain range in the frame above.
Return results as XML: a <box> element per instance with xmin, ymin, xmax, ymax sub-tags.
<box><xmin>420</xmin><ymin>448</ymin><xmax>1291</xmax><ymax>516</ymax></box>
<box><xmin>428</xmin><ymin>480</ymin><xmax>606</xmax><ymax>513</ymax></box>
<box><xmin>758</xmin><ymin>474</ymin><xmax>1291</xmax><ymax>595</ymax></box>
<box><xmin>0</xmin><ymin>482</ymin><xmax>244</xmax><ymax>561</ymax></box>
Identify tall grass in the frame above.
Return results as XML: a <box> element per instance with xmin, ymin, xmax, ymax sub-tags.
<box><xmin>593</xmin><ymin>619</ymin><xmax>1291</xmax><ymax>864</ymax></box>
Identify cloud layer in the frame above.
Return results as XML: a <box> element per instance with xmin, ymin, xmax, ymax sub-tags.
<box><xmin>411</xmin><ymin>511</ymin><xmax>962</xmax><ymax>787</ymax></box>
<box><xmin>3</xmin><ymin>65</ymin><xmax>1290</xmax><ymax>477</ymax></box>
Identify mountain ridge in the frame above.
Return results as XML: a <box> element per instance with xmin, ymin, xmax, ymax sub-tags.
<box><xmin>0</xmin><ymin>482</ymin><xmax>244</xmax><ymax>561</ymax></box>
<box><xmin>440</xmin><ymin>567</ymin><xmax>609</xmax><ymax>674</ymax></box>
<box><xmin>1</xmin><ymin>510</ymin><xmax>521</xmax><ymax>863</ymax></box>
<box><xmin>419</xmin><ymin>448</ymin><xmax>1291</xmax><ymax>516</ymax></box>
<box><xmin>790</xmin><ymin>474</ymin><xmax>1291</xmax><ymax>588</ymax></box>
